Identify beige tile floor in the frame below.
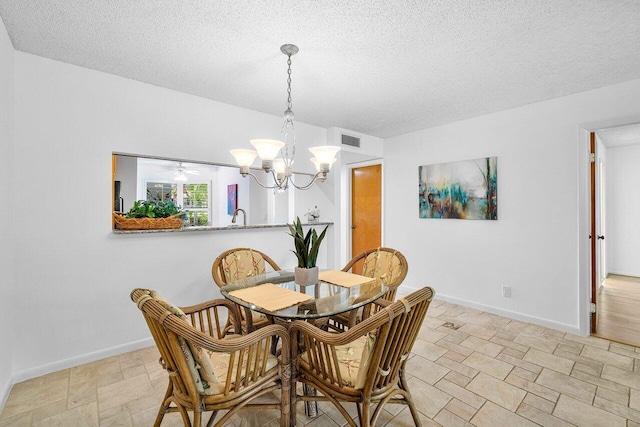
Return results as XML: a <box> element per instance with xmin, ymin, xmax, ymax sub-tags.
<box><xmin>2</xmin><ymin>298</ymin><xmax>640</xmax><ymax>426</ymax></box>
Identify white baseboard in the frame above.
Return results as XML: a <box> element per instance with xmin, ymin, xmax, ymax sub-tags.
<box><xmin>10</xmin><ymin>337</ymin><xmax>154</xmax><ymax>385</ymax></box>
<box><xmin>397</xmin><ymin>285</ymin><xmax>581</xmax><ymax>336</ymax></box>
<box><xmin>0</xmin><ymin>376</ymin><xmax>12</xmax><ymax>415</ymax></box>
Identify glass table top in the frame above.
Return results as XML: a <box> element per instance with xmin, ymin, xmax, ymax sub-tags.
<box><xmin>220</xmin><ymin>269</ymin><xmax>389</xmax><ymax>320</ymax></box>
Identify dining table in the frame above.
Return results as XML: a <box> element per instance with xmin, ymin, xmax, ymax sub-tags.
<box><xmin>220</xmin><ymin>268</ymin><xmax>389</xmax><ymax>420</ymax></box>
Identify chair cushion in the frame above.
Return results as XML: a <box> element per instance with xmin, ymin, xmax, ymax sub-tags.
<box><xmin>148</xmin><ymin>291</ymin><xmax>208</xmax><ymax>394</ymax></box>
<box><xmin>301</xmin><ymin>333</ymin><xmax>376</xmax><ymax>389</ymax></box>
<box><xmin>150</xmin><ymin>290</ymin><xmax>189</xmax><ymax>320</ymax></box>
<box><xmin>220</xmin><ymin>250</ymin><xmax>269</xmax><ymax>329</ymax></box>
<box><xmin>201</xmin><ymin>348</ymin><xmax>279</xmax><ymax>395</ymax></box>
<box><xmin>149</xmin><ymin>292</ymin><xmax>220</xmax><ymax>385</ymax></box>
<box><xmin>221</xmin><ymin>250</ymin><xmax>266</xmax><ymax>282</ymax></box>
<box><xmin>362</xmin><ymin>251</ymin><xmax>402</xmax><ymax>285</ymax></box>
<box><xmin>149</xmin><ymin>291</ymin><xmax>278</xmax><ymax>396</ymax></box>
<box><xmin>249</xmin><ymin>310</ymin><xmax>269</xmax><ymax>323</ymax></box>
<box><xmin>226</xmin><ymin>310</ymin><xmax>269</xmax><ymax>337</ymax></box>
<box><xmin>231</xmin><ymin>307</ymin><xmax>269</xmax><ymax>327</ymax></box>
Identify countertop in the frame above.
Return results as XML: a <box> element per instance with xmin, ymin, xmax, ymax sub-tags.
<box><xmin>112</xmin><ymin>222</ymin><xmax>333</xmax><ymax>234</ymax></box>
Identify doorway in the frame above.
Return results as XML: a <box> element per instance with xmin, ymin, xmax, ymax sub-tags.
<box><xmin>589</xmin><ymin>124</ymin><xmax>640</xmax><ymax>346</ymax></box>
<box><xmin>350</xmin><ymin>164</ymin><xmax>382</xmax><ymax>273</ymax></box>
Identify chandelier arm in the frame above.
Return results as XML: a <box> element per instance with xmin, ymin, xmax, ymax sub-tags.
<box><xmin>289</xmin><ymin>172</ymin><xmax>326</xmax><ymax>190</ymax></box>
<box><xmin>268</xmin><ymin>169</ymin><xmax>290</xmax><ymax>190</ymax></box>
<box><xmin>240</xmin><ymin>170</ymin><xmax>282</xmax><ymax>190</ymax></box>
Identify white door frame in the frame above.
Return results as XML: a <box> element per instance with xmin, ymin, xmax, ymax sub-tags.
<box><xmin>578</xmin><ymin>115</ymin><xmax>640</xmax><ymax>335</ymax></box>
<box><xmin>336</xmin><ymin>158</ymin><xmax>383</xmax><ymax>269</ymax></box>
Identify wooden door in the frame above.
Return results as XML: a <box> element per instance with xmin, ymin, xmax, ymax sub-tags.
<box><xmin>351</xmin><ymin>164</ymin><xmax>382</xmax><ymax>273</ymax></box>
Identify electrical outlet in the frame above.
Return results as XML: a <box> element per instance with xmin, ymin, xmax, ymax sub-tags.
<box><xmin>502</xmin><ymin>285</ymin><xmax>511</xmax><ymax>298</ymax></box>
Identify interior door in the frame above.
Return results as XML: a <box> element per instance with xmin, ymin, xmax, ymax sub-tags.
<box><xmin>590</xmin><ymin>132</ymin><xmax>598</xmax><ymax>333</ymax></box>
<box><xmin>351</xmin><ymin>164</ymin><xmax>382</xmax><ymax>273</ymax></box>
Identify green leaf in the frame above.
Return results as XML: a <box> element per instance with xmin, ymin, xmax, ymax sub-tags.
<box><xmin>308</xmin><ymin>225</ymin><xmax>328</xmax><ymax>267</ymax></box>
<box><xmin>288</xmin><ymin>216</ymin><xmax>327</xmax><ymax>268</ymax></box>
<box><xmin>124</xmin><ymin>199</ymin><xmax>183</xmax><ymax>219</ymax></box>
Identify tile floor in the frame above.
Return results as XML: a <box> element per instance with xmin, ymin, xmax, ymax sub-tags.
<box><xmin>2</xmin><ymin>298</ymin><xmax>640</xmax><ymax>426</ymax></box>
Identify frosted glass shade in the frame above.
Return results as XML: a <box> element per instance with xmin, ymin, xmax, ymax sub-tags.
<box><xmin>309</xmin><ymin>145</ymin><xmax>340</xmax><ymax>164</ymax></box>
<box><xmin>175</xmin><ymin>171</ymin><xmax>187</xmax><ymax>182</ymax></box>
<box><xmin>230</xmin><ymin>149</ymin><xmax>258</xmax><ymax>167</ymax></box>
<box><xmin>310</xmin><ymin>157</ymin><xmax>337</xmax><ymax>171</ymax></box>
<box><xmin>272</xmin><ymin>158</ymin><xmax>286</xmax><ymax>174</ymax></box>
<box><xmin>250</xmin><ymin>139</ymin><xmax>285</xmax><ymax>160</ymax></box>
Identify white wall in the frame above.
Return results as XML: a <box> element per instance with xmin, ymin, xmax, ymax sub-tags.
<box><xmin>10</xmin><ymin>52</ymin><xmax>335</xmax><ymax>381</ymax></box>
<box><xmin>606</xmin><ymin>144</ymin><xmax>640</xmax><ymax>277</ymax></box>
<box><xmin>113</xmin><ymin>155</ymin><xmax>137</xmax><ymax>213</ymax></box>
<box><xmin>249</xmin><ymin>177</ymin><xmax>268</xmax><ymax>224</ymax></box>
<box><xmin>292</xmin><ymin>175</ymin><xmax>334</xmax><ymax>223</ymax></box>
<box><xmin>385</xmin><ymin>78</ymin><xmax>640</xmax><ymax>334</ymax></box>
<box><xmin>327</xmin><ymin>126</ymin><xmax>384</xmax><ymax>160</ymax></box>
<box><xmin>327</xmin><ymin>127</ymin><xmax>385</xmax><ymax>268</ymax></box>
<box><xmin>0</xmin><ymin>15</ymin><xmax>14</xmax><ymax>408</ymax></box>
<box><xmin>595</xmin><ymin>136</ymin><xmax>607</xmax><ymax>287</ymax></box>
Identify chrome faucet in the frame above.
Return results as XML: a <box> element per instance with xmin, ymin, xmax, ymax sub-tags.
<box><xmin>231</xmin><ymin>208</ymin><xmax>246</xmax><ymax>226</ymax></box>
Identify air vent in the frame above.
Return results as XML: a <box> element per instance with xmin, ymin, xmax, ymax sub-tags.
<box><xmin>341</xmin><ymin>134</ymin><xmax>361</xmax><ymax>148</ymax></box>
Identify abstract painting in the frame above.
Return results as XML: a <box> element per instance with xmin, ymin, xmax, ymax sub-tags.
<box><xmin>227</xmin><ymin>184</ymin><xmax>238</xmax><ymax>215</ymax></box>
<box><xmin>419</xmin><ymin>157</ymin><xmax>497</xmax><ymax>220</ymax></box>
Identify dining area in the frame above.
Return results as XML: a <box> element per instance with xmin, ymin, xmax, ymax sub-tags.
<box><xmin>5</xmin><ymin>238</ymin><xmax>637</xmax><ymax>426</ymax></box>
<box><xmin>131</xmin><ymin>243</ymin><xmax>434</xmax><ymax>427</ymax></box>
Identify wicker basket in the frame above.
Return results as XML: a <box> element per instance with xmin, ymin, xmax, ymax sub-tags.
<box><xmin>113</xmin><ymin>212</ymin><xmax>183</xmax><ymax>230</ymax></box>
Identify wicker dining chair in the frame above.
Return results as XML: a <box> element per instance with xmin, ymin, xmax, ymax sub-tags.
<box><xmin>330</xmin><ymin>247</ymin><xmax>408</xmax><ymax>331</ymax></box>
<box><xmin>212</xmin><ymin>248</ymin><xmax>281</xmax><ymax>334</ymax></box>
<box><xmin>290</xmin><ymin>286</ymin><xmax>434</xmax><ymax>427</ymax></box>
<box><xmin>131</xmin><ymin>288</ymin><xmax>291</xmax><ymax>427</ymax></box>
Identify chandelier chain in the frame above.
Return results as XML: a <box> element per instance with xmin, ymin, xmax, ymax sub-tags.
<box><xmin>286</xmin><ymin>55</ymin><xmax>293</xmax><ymax>110</ymax></box>
<box><xmin>282</xmin><ymin>53</ymin><xmax>296</xmax><ymax>165</ymax></box>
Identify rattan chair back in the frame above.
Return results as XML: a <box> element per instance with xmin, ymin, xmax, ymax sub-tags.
<box><xmin>342</xmin><ymin>247</ymin><xmax>408</xmax><ymax>300</ymax></box>
<box><xmin>131</xmin><ymin>288</ymin><xmax>290</xmax><ymax>427</ymax></box>
<box><xmin>211</xmin><ymin>248</ymin><xmax>282</xmax><ymax>334</ymax></box>
<box><xmin>330</xmin><ymin>247</ymin><xmax>409</xmax><ymax>331</ymax></box>
<box><xmin>211</xmin><ymin>248</ymin><xmax>281</xmax><ymax>287</ymax></box>
<box><xmin>291</xmin><ymin>286</ymin><xmax>434</xmax><ymax>427</ymax></box>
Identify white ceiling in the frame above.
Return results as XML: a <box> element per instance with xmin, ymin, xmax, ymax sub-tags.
<box><xmin>598</xmin><ymin>123</ymin><xmax>640</xmax><ymax>148</ymax></box>
<box><xmin>1</xmin><ymin>1</ymin><xmax>640</xmax><ymax>138</ymax></box>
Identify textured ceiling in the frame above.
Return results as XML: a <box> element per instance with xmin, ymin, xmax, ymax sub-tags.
<box><xmin>1</xmin><ymin>1</ymin><xmax>640</xmax><ymax>138</ymax></box>
<box><xmin>598</xmin><ymin>123</ymin><xmax>640</xmax><ymax>148</ymax></box>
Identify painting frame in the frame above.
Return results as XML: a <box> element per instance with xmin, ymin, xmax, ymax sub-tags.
<box><xmin>227</xmin><ymin>184</ymin><xmax>238</xmax><ymax>215</ymax></box>
<box><xmin>419</xmin><ymin>156</ymin><xmax>497</xmax><ymax>220</ymax></box>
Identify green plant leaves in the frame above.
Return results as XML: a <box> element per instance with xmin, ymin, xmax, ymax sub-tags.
<box><xmin>125</xmin><ymin>200</ymin><xmax>184</xmax><ymax>219</ymax></box>
<box><xmin>288</xmin><ymin>216</ymin><xmax>328</xmax><ymax>268</ymax></box>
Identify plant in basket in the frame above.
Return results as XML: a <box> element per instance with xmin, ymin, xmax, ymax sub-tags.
<box><xmin>287</xmin><ymin>217</ymin><xmax>328</xmax><ymax>285</ymax></box>
<box><xmin>114</xmin><ymin>200</ymin><xmax>185</xmax><ymax>230</ymax></box>
<box><xmin>124</xmin><ymin>200</ymin><xmax>182</xmax><ymax>218</ymax></box>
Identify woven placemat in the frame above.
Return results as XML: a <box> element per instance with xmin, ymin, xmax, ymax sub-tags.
<box><xmin>229</xmin><ymin>283</ymin><xmax>312</xmax><ymax>312</ymax></box>
<box><xmin>319</xmin><ymin>270</ymin><xmax>375</xmax><ymax>288</ymax></box>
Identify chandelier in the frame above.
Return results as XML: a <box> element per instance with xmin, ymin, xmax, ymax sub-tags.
<box><xmin>230</xmin><ymin>44</ymin><xmax>340</xmax><ymax>190</ymax></box>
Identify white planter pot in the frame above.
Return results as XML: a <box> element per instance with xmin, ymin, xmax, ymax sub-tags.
<box><xmin>295</xmin><ymin>266</ymin><xmax>319</xmax><ymax>286</ymax></box>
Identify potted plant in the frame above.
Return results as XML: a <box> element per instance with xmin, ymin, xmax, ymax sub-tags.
<box><xmin>113</xmin><ymin>200</ymin><xmax>185</xmax><ymax>230</ymax></box>
<box><xmin>288</xmin><ymin>217</ymin><xmax>328</xmax><ymax>286</ymax></box>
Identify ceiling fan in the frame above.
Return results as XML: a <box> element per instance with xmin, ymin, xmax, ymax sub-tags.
<box><xmin>158</xmin><ymin>162</ymin><xmax>201</xmax><ymax>181</ymax></box>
